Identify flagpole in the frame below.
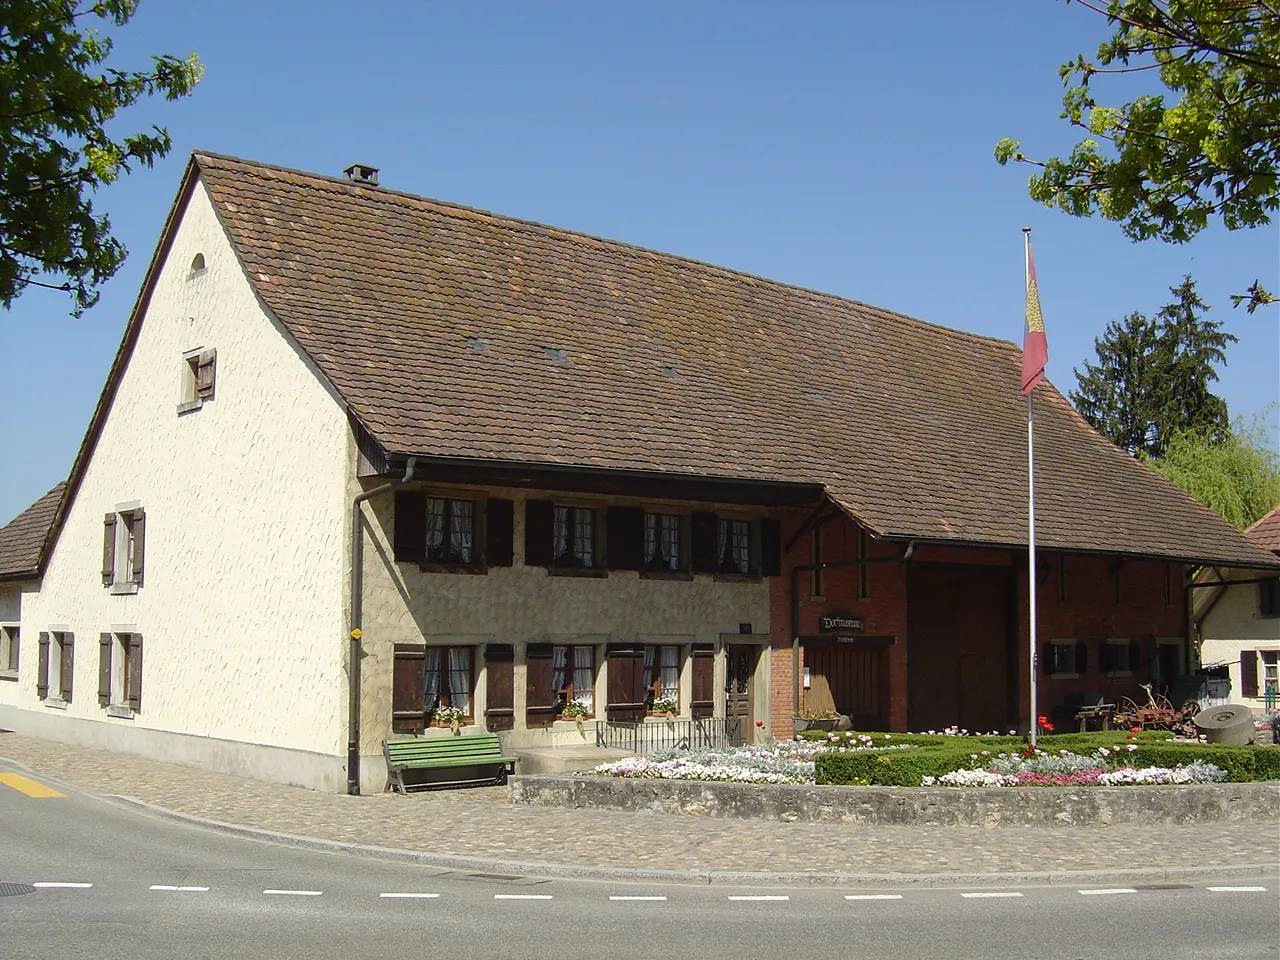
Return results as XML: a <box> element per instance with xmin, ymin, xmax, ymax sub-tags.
<box><xmin>1023</xmin><ymin>226</ymin><xmax>1038</xmax><ymax>748</ymax></box>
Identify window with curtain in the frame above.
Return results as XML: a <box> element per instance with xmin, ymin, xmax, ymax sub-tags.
<box><xmin>643</xmin><ymin>512</ymin><xmax>682</xmax><ymax>571</ymax></box>
<box><xmin>551</xmin><ymin>645</ymin><xmax>595</xmax><ymax>714</ymax></box>
<box><xmin>552</xmin><ymin>505</ymin><xmax>596</xmax><ymax>568</ymax></box>
<box><xmin>643</xmin><ymin>645</ymin><xmax>680</xmax><ymax>709</ymax></box>
<box><xmin>425</xmin><ymin>498</ymin><xmax>474</xmax><ymax>563</ymax></box>
<box><xmin>717</xmin><ymin>518</ymin><xmax>751</xmax><ymax>574</ymax></box>
<box><xmin>423</xmin><ymin>646</ymin><xmax>474</xmax><ymax>720</ymax></box>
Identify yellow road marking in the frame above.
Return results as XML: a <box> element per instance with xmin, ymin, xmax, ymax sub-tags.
<box><xmin>0</xmin><ymin>772</ymin><xmax>65</xmax><ymax>797</ymax></box>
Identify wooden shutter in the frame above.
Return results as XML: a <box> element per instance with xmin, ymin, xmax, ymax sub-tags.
<box><xmin>1241</xmin><ymin>650</ymin><xmax>1259</xmax><ymax>698</ymax></box>
<box><xmin>391</xmin><ymin>644</ymin><xmax>426</xmax><ymax>733</ymax></box>
<box><xmin>524</xmin><ymin>500</ymin><xmax>554</xmax><ymax>568</ymax></box>
<box><xmin>99</xmin><ymin>633</ymin><xmax>112</xmax><ymax>706</ymax></box>
<box><xmin>525</xmin><ymin>643</ymin><xmax>556</xmax><ymax>725</ymax></box>
<box><xmin>1039</xmin><ymin>642</ymin><xmax>1053</xmax><ymax>675</ymax></box>
<box><xmin>690</xmin><ymin>644</ymin><xmax>714</xmax><ymax>718</ymax></box>
<box><xmin>486</xmin><ymin>498</ymin><xmax>514</xmax><ymax>567</ymax></box>
<box><xmin>605</xmin><ymin>644</ymin><xmax>646</xmax><ymax>722</ymax></box>
<box><xmin>102</xmin><ymin>513</ymin><xmax>117</xmax><ymax>585</ymax></box>
<box><xmin>130</xmin><ymin>509</ymin><xmax>146</xmax><ymax>586</ymax></box>
<box><xmin>127</xmin><ymin>635</ymin><xmax>143</xmax><ymax>711</ymax></box>
<box><xmin>691</xmin><ymin>512</ymin><xmax>718</xmax><ymax>574</ymax></box>
<box><xmin>1100</xmin><ymin>642</ymin><xmax>1116</xmax><ymax>673</ymax></box>
<box><xmin>60</xmin><ymin>634</ymin><xmax>73</xmax><ymax>703</ymax></box>
<box><xmin>393</xmin><ymin>491</ymin><xmax>426</xmax><ymax>563</ymax></box>
<box><xmin>195</xmin><ymin>349</ymin><xmax>216</xmax><ymax>400</ymax></box>
<box><xmin>606</xmin><ymin>507</ymin><xmax>644</xmax><ymax>571</ymax></box>
<box><xmin>760</xmin><ymin>518</ymin><xmax>782</xmax><ymax>577</ymax></box>
<box><xmin>1075</xmin><ymin>641</ymin><xmax>1088</xmax><ymax>674</ymax></box>
<box><xmin>485</xmin><ymin>644</ymin><xmax>515</xmax><ymax>730</ymax></box>
<box><xmin>37</xmin><ymin>633</ymin><xmax>49</xmax><ymax>699</ymax></box>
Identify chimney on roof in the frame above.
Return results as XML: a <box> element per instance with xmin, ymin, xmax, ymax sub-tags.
<box><xmin>343</xmin><ymin>163</ymin><xmax>379</xmax><ymax>186</ymax></box>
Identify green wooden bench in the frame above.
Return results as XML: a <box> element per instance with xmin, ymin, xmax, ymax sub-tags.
<box><xmin>383</xmin><ymin>734</ymin><xmax>518</xmax><ymax>794</ymax></box>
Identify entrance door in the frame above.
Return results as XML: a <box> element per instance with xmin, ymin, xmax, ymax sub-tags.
<box><xmin>725</xmin><ymin>645</ymin><xmax>755</xmax><ymax>739</ymax></box>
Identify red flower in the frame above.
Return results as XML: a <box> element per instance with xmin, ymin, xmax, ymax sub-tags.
<box><xmin>1130</xmin><ymin>727</ymin><xmax>1142</xmax><ymax>734</ymax></box>
<box><xmin>1036</xmin><ymin>715</ymin><xmax>1054</xmax><ymax>732</ymax></box>
<box><xmin>755</xmin><ymin>720</ymin><xmax>765</xmax><ymax>728</ymax></box>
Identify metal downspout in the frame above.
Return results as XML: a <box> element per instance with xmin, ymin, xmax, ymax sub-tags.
<box><xmin>347</xmin><ymin>457</ymin><xmax>418</xmax><ymax>795</ymax></box>
<box><xmin>788</xmin><ymin>543</ymin><xmax>915</xmax><ymax>719</ymax></box>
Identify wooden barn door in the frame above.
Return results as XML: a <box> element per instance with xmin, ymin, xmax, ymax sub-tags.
<box><xmin>805</xmin><ymin>645</ymin><xmax>882</xmax><ymax>729</ymax></box>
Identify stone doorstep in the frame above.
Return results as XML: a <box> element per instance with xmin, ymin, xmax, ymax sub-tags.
<box><xmin>508</xmin><ymin>774</ymin><xmax>1280</xmax><ymax>827</ymax></box>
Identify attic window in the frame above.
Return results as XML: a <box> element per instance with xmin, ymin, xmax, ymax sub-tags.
<box><xmin>542</xmin><ymin>347</ymin><xmax>568</xmax><ymax>362</ymax></box>
<box><xmin>189</xmin><ymin>253</ymin><xmax>206</xmax><ymax>276</ymax></box>
<box><xmin>659</xmin><ymin>366</ymin><xmax>682</xmax><ymax>379</ymax></box>
<box><xmin>466</xmin><ymin>337</ymin><xmax>487</xmax><ymax>351</ymax></box>
<box><xmin>178</xmin><ymin>348</ymin><xmax>217</xmax><ymax>414</ymax></box>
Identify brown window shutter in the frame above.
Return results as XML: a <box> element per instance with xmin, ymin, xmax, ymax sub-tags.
<box><xmin>690</xmin><ymin>512</ymin><xmax>718</xmax><ymax>574</ymax></box>
<box><xmin>1241</xmin><ymin>650</ymin><xmax>1259</xmax><ymax>698</ymax></box>
<box><xmin>525</xmin><ymin>643</ymin><xmax>556</xmax><ymax>725</ymax></box>
<box><xmin>393</xmin><ymin>491</ymin><xmax>427</xmax><ymax>563</ymax></box>
<box><xmin>524</xmin><ymin>500</ymin><xmax>554</xmax><ymax>567</ymax></box>
<box><xmin>102</xmin><ymin>513</ymin><xmax>117</xmax><ymax>585</ymax></box>
<box><xmin>605</xmin><ymin>507</ymin><xmax>644</xmax><ymax>571</ymax></box>
<box><xmin>1039</xmin><ymin>642</ymin><xmax>1053</xmax><ymax>675</ymax></box>
<box><xmin>1075</xmin><ymin>641</ymin><xmax>1088</xmax><ymax>674</ymax></box>
<box><xmin>99</xmin><ymin>634</ymin><xmax>112</xmax><ymax>706</ymax></box>
<box><xmin>690</xmin><ymin>644</ymin><xmax>714</xmax><ymax>718</ymax></box>
<box><xmin>485</xmin><ymin>643</ymin><xmax>515</xmax><ymax>730</ymax></box>
<box><xmin>37</xmin><ymin>633</ymin><xmax>49</xmax><ymax>699</ymax></box>
<box><xmin>61</xmin><ymin>634</ymin><xmax>73</xmax><ymax>703</ymax></box>
<box><xmin>391</xmin><ymin>644</ymin><xmax>426</xmax><ymax>733</ymax></box>
<box><xmin>128</xmin><ymin>635</ymin><xmax>143</xmax><ymax>711</ymax></box>
<box><xmin>486</xmin><ymin>498</ymin><xmax>514</xmax><ymax>567</ymax></box>
<box><xmin>605</xmin><ymin>644</ymin><xmax>646</xmax><ymax>722</ymax></box>
<box><xmin>131</xmin><ymin>509</ymin><xmax>146</xmax><ymax>586</ymax></box>
<box><xmin>760</xmin><ymin>519</ymin><xmax>782</xmax><ymax>577</ymax></box>
<box><xmin>196</xmin><ymin>349</ymin><xmax>216</xmax><ymax>401</ymax></box>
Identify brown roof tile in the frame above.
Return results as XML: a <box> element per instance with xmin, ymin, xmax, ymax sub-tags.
<box><xmin>1246</xmin><ymin>505</ymin><xmax>1280</xmax><ymax>554</ymax></box>
<box><xmin>0</xmin><ymin>483</ymin><xmax>67</xmax><ymax>580</ymax></box>
<box><xmin>194</xmin><ymin>152</ymin><xmax>1278</xmax><ymax>569</ymax></box>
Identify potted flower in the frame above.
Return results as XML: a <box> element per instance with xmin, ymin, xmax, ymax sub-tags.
<box><xmin>560</xmin><ymin>698</ymin><xmax>590</xmax><ymax>732</ymax></box>
<box><xmin>434</xmin><ymin>705</ymin><xmax>467</xmax><ymax>734</ymax></box>
<box><xmin>794</xmin><ymin>708</ymin><xmax>838</xmax><ymax>732</ymax></box>
<box><xmin>651</xmin><ymin>697</ymin><xmax>678</xmax><ymax>720</ymax></box>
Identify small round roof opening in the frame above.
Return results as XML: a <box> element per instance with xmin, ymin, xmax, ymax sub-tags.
<box><xmin>189</xmin><ymin>252</ymin><xmax>206</xmax><ymax>275</ymax></box>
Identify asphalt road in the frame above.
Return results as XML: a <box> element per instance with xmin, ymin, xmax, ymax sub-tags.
<box><xmin>2</xmin><ymin>760</ymin><xmax>1276</xmax><ymax>960</ymax></box>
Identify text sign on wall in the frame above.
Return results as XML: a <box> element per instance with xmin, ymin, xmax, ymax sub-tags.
<box><xmin>819</xmin><ymin>611</ymin><xmax>865</xmax><ymax>633</ymax></box>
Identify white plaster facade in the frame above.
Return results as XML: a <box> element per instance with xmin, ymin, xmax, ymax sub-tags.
<box><xmin>1197</xmin><ymin>569</ymin><xmax>1280</xmax><ymax>715</ymax></box>
<box><xmin>0</xmin><ymin>181</ymin><xmax>354</xmax><ymax>788</ymax></box>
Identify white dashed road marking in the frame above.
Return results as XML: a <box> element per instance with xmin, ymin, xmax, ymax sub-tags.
<box><xmin>1079</xmin><ymin>888</ymin><xmax>1138</xmax><ymax>896</ymax></box>
<box><xmin>609</xmin><ymin>896</ymin><xmax>668</xmax><ymax>901</ymax></box>
<box><xmin>150</xmin><ymin>885</ymin><xmax>209</xmax><ymax>892</ymax></box>
<box><xmin>728</xmin><ymin>895</ymin><xmax>790</xmax><ymax>901</ymax></box>
<box><xmin>961</xmin><ymin>892</ymin><xmax>1023</xmax><ymax>898</ymax></box>
<box><xmin>380</xmin><ymin>893</ymin><xmax>441</xmax><ymax>899</ymax></box>
<box><xmin>263</xmin><ymin>889</ymin><xmax>322</xmax><ymax>896</ymax></box>
<box><xmin>33</xmin><ymin>882</ymin><xmax>92</xmax><ymax>889</ymax></box>
<box><xmin>845</xmin><ymin>894</ymin><xmax>904</xmax><ymax>900</ymax></box>
<box><xmin>1207</xmin><ymin>886</ymin><xmax>1268</xmax><ymax>893</ymax></box>
<box><xmin>494</xmin><ymin>894</ymin><xmax>553</xmax><ymax>900</ymax></box>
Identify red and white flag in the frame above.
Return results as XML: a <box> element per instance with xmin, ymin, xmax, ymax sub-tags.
<box><xmin>1020</xmin><ymin>240</ymin><xmax>1048</xmax><ymax>396</ymax></box>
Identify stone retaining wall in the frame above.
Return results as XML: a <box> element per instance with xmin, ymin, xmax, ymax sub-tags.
<box><xmin>509</xmin><ymin>774</ymin><xmax>1280</xmax><ymax>826</ymax></box>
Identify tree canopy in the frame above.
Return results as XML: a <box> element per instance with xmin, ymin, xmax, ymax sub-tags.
<box><xmin>0</xmin><ymin>1</ymin><xmax>201</xmax><ymax>315</ymax></box>
<box><xmin>995</xmin><ymin>0</ymin><xmax>1278</xmax><ymax>311</ymax></box>
<box><xmin>1145</xmin><ymin>412</ymin><xmax>1280</xmax><ymax>529</ymax></box>
<box><xmin>1071</xmin><ymin>275</ymin><xmax>1235</xmax><ymax>457</ymax></box>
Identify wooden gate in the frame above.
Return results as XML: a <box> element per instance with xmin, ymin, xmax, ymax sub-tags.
<box><xmin>803</xmin><ymin>645</ymin><xmax>882</xmax><ymax>728</ymax></box>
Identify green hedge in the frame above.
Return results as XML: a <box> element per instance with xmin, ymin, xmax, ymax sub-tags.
<box><xmin>813</xmin><ymin>738</ymin><xmax>1279</xmax><ymax>787</ymax></box>
<box><xmin>799</xmin><ymin>730</ymin><xmax>1175</xmax><ymax>751</ymax></box>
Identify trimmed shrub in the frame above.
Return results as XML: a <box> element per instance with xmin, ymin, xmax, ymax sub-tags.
<box><xmin>816</xmin><ymin>745</ymin><xmax>987</xmax><ymax>787</ymax></box>
<box><xmin>1128</xmin><ymin>743</ymin><xmax>1280</xmax><ymax>783</ymax></box>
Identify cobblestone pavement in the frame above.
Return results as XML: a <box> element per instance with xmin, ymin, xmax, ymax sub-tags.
<box><xmin>2</xmin><ymin>733</ymin><xmax>1274</xmax><ymax>879</ymax></box>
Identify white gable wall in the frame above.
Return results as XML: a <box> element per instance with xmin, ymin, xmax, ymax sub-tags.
<box><xmin>0</xmin><ymin>181</ymin><xmax>353</xmax><ymax>788</ymax></box>
<box><xmin>1199</xmin><ymin>570</ymin><xmax>1280</xmax><ymax>714</ymax></box>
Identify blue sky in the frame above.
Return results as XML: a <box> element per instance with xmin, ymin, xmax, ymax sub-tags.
<box><xmin>2</xmin><ymin>1</ymin><xmax>1277</xmax><ymax>523</ymax></box>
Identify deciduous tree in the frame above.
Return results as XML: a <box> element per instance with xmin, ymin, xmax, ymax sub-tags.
<box><xmin>1</xmin><ymin>1</ymin><xmax>201</xmax><ymax>315</ymax></box>
<box><xmin>995</xmin><ymin>0</ymin><xmax>1278</xmax><ymax>311</ymax></box>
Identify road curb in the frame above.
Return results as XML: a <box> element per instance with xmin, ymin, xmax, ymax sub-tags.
<box><xmin>107</xmin><ymin>795</ymin><xmax>1279</xmax><ymax>888</ymax></box>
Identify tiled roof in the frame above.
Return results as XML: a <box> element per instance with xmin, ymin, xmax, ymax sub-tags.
<box><xmin>194</xmin><ymin>152</ymin><xmax>1278</xmax><ymax>569</ymax></box>
<box><xmin>0</xmin><ymin>483</ymin><xmax>66</xmax><ymax>580</ymax></box>
<box><xmin>1246</xmin><ymin>505</ymin><xmax>1280</xmax><ymax>554</ymax></box>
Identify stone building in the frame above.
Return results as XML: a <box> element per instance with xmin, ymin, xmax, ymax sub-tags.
<box><xmin>1</xmin><ymin>153</ymin><xmax>1274</xmax><ymax>792</ymax></box>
